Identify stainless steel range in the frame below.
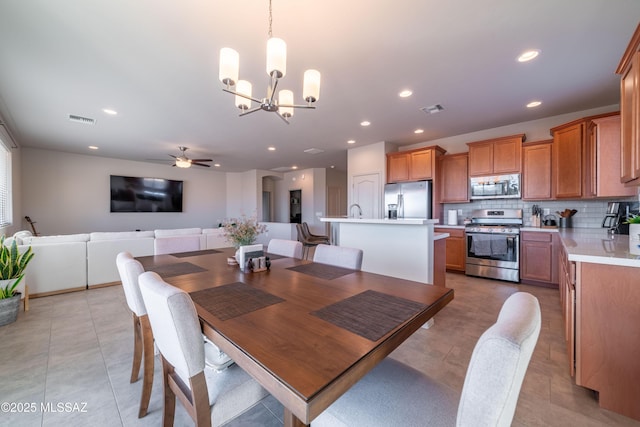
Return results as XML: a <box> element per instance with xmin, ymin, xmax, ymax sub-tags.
<box><xmin>465</xmin><ymin>209</ymin><xmax>522</xmax><ymax>283</ymax></box>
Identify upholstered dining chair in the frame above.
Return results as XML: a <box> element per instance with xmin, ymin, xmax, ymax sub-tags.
<box><xmin>313</xmin><ymin>244</ymin><xmax>363</xmax><ymax>270</ymax></box>
<box><xmin>138</xmin><ymin>271</ymin><xmax>269</xmax><ymax>427</ymax></box>
<box><xmin>267</xmin><ymin>238</ymin><xmax>303</xmax><ymax>259</ymax></box>
<box><xmin>116</xmin><ymin>251</ymin><xmax>154</xmax><ymax>418</ymax></box>
<box><xmin>296</xmin><ymin>223</ymin><xmax>328</xmax><ymax>259</ymax></box>
<box><xmin>312</xmin><ymin>292</ymin><xmax>542</xmax><ymax>427</ymax></box>
<box><xmin>302</xmin><ymin>222</ymin><xmax>330</xmax><ymax>243</ymax></box>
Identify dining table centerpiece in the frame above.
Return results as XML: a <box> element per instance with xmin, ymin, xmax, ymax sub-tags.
<box><xmin>221</xmin><ymin>215</ymin><xmax>268</xmax><ymax>249</ymax></box>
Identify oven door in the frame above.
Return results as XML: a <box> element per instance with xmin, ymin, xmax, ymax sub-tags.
<box><xmin>465</xmin><ymin>232</ymin><xmax>519</xmax><ymax>282</ymax></box>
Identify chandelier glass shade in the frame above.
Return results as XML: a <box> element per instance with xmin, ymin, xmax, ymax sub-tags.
<box><xmin>218</xmin><ymin>0</ymin><xmax>320</xmax><ymax>124</ymax></box>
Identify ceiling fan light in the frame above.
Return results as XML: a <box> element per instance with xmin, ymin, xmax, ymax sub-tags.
<box><xmin>235</xmin><ymin>80</ymin><xmax>252</xmax><ymax>110</ymax></box>
<box><xmin>303</xmin><ymin>69</ymin><xmax>320</xmax><ymax>103</ymax></box>
<box><xmin>176</xmin><ymin>158</ymin><xmax>191</xmax><ymax>168</ymax></box>
<box><xmin>219</xmin><ymin>48</ymin><xmax>239</xmax><ymax>86</ymax></box>
<box><xmin>266</xmin><ymin>37</ymin><xmax>286</xmax><ymax>78</ymax></box>
<box><xmin>279</xmin><ymin>89</ymin><xmax>294</xmax><ymax>117</ymax></box>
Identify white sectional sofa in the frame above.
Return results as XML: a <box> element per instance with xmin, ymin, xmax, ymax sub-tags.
<box><xmin>10</xmin><ymin>226</ymin><xmax>232</xmax><ymax>297</ymax></box>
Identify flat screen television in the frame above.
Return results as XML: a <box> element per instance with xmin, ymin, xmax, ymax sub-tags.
<box><xmin>110</xmin><ymin>175</ymin><xmax>183</xmax><ymax>213</ymax></box>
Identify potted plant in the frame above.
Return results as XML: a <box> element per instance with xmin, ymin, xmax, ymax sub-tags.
<box><xmin>0</xmin><ymin>236</ymin><xmax>34</xmax><ymax>326</ymax></box>
<box><xmin>221</xmin><ymin>215</ymin><xmax>267</xmax><ymax>249</ymax></box>
<box><xmin>625</xmin><ymin>213</ymin><xmax>640</xmax><ymax>241</ymax></box>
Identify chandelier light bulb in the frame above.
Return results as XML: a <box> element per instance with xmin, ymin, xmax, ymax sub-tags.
<box><xmin>303</xmin><ymin>69</ymin><xmax>321</xmax><ymax>103</ymax></box>
<box><xmin>235</xmin><ymin>80</ymin><xmax>252</xmax><ymax>110</ymax></box>
<box><xmin>266</xmin><ymin>37</ymin><xmax>287</xmax><ymax>78</ymax></box>
<box><xmin>279</xmin><ymin>90</ymin><xmax>294</xmax><ymax>118</ymax></box>
<box><xmin>219</xmin><ymin>48</ymin><xmax>239</xmax><ymax>86</ymax></box>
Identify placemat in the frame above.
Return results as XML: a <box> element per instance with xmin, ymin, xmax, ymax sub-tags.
<box><xmin>264</xmin><ymin>252</ymin><xmax>285</xmax><ymax>260</ymax></box>
<box><xmin>190</xmin><ymin>282</ymin><xmax>285</xmax><ymax>321</ymax></box>
<box><xmin>311</xmin><ymin>290</ymin><xmax>427</xmax><ymax>341</ymax></box>
<box><xmin>150</xmin><ymin>262</ymin><xmax>207</xmax><ymax>278</ymax></box>
<box><xmin>170</xmin><ymin>249</ymin><xmax>222</xmax><ymax>258</ymax></box>
<box><xmin>287</xmin><ymin>263</ymin><xmax>355</xmax><ymax>280</ymax></box>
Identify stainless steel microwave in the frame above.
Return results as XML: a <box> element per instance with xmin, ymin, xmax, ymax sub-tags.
<box><xmin>469</xmin><ymin>174</ymin><xmax>521</xmax><ymax>200</ymax></box>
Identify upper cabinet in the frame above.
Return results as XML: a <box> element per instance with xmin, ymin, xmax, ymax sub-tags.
<box><xmin>386</xmin><ymin>146</ymin><xmax>446</xmax><ymax>183</ymax></box>
<box><xmin>439</xmin><ymin>153</ymin><xmax>469</xmax><ymax>203</ymax></box>
<box><xmin>551</xmin><ymin>112</ymin><xmax>634</xmax><ymax>199</ymax></box>
<box><xmin>467</xmin><ymin>134</ymin><xmax>524</xmax><ymax>176</ymax></box>
<box><xmin>616</xmin><ymin>23</ymin><xmax>640</xmax><ymax>185</ymax></box>
<box><xmin>522</xmin><ymin>140</ymin><xmax>553</xmax><ymax>200</ymax></box>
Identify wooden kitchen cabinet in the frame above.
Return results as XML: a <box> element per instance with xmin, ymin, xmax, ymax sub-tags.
<box><xmin>558</xmin><ymin>244</ymin><xmax>575</xmax><ymax>378</ymax></box>
<box><xmin>438</xmin><ymin>228</ymin><xmax>466</xmax><ymax>272</ymax></box>
<box><xmin>386</xmin><ymin>146</ymin><xmax>445</xmax><ymax>183</ymax></box>
<box><xmin>551</xmin><ymin>121</ymin><xmax>584</xmax><ymax>199</ymax></box>
<box><xmin>467</xmin><ymin>134</ymin><xmax>524</xmax><ymax>177</ymax></box>
<box><xmin>616</xmin><ymin>23</ymin><xmax>640</xmax><ymax>184</ymax></box>
<box><xmin>439</xmin><ymin>153</ymin><xmax>469</xmax><ymax>203</ymax></box>
<box><xmin>520</xmin><ymin>231</ymin><xmax>558</xmax><ymax>287</ymax></box>
<box><xmin>522</xmin><ymin>140</ymin><xmax>552</xmax><ymax>200</ymax></box>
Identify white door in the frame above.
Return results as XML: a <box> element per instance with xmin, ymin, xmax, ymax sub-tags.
<box><xmin>352</xmin><ymin>173</ymin><xmax>380</xmax><ymax>218</ymax></box>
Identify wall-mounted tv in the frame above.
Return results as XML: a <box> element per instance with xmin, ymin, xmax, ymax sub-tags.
<box><xmin>110</xmin><ymin>175</ymin><xmax>183</xmax><ymax>213</ymax></box>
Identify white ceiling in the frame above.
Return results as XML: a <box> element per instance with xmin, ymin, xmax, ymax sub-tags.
<box><xmin>0</xmin><ymin>1</ymin><xmax>639</xmax><ymax>172</ymax></box>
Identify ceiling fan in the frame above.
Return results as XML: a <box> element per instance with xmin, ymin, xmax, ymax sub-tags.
<box><xmin>169</xmin><ymin>146</ymin><xmax>212</xmax><ymax>168</ymax></box>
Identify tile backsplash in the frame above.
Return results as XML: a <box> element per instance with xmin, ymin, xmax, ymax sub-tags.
<box><xmin>442</xmin><ymin>196</ymin><xmax>639</xmax><ymax>228</ymax></box>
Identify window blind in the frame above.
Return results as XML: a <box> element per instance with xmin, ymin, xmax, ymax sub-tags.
<box><xmin>0</xmin><ymin>136</ymin><xmax>12</xmax><ymax>228</ymax></box>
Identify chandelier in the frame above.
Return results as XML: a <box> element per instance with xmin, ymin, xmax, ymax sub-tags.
<box><xmin>218</xmin><ymin>0</ymin><xmax>320</xmax><ymax>124</ymax></box>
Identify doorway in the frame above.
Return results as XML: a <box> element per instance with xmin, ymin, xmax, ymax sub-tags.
<box><xmin>289</xmin><ymin>189</ymin><xmax>302</xmax><ymax>223</ymax></box>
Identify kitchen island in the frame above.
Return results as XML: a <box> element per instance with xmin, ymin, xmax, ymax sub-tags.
<box><xmin>320</xmin><ymin>217</ymin><xmax>446</xmax><ymax>285</ymax></box>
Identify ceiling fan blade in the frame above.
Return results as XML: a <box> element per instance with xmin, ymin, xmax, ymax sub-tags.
<box><xmin>190</xmin><ymin>158</ymin><xmax>212</xmax><ymax>162</ymax></box>
<box><xmin>192</xmin><ymin>162</ymin><xmax>211</xmax><ymax>167</ymax></box>
<box><xmin>169</xmin><ymin>154</ymin><xmax>177</xmax><ymax>159</ymax></box>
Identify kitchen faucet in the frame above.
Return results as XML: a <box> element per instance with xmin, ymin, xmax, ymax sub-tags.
<box><xmin>349</xmin><ymin>203</ymin><xmax>363</xmax><ymax>218</ymax></box>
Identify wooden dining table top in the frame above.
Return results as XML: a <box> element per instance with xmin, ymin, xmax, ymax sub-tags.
<box><xmin>137</xmin><ymin>248</ymin><xmax>454</xmax><ymax>426</ymax></box>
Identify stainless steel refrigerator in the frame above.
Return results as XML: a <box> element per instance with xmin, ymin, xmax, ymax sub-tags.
<box><xmin>384</xmin><ymin>181</ymin><xmax>432</xmax><ymax>219</ymax></box>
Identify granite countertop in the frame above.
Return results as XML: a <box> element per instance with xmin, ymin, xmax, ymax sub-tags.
<box><xmin>434</xmin><ymin>225</ymin><xmax>466</xmax><ymax>229</ymax></box>
<box><xmin>559</xmin><ymin>228</ymin><xmax>640</xmax><ymax>268</ymax></box>
<box><xmin>320</xmin><ymin>217</ymin><xmax>440</xmax><ymax>225</ymax></box>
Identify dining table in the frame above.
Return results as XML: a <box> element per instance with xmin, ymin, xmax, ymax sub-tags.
<box><xmin>137</xmin><ymin>247</ymin><xmax>454</xmax><ymax>427</ymax></box>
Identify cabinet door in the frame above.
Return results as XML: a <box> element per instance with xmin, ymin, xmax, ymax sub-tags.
<box><xmin>592</xmin><ymin>115</ymin><xmax>637</xmax><ymax>197</ymax></box>
<box><xmin>522</xmin><ymin>142</ymin><xmax>552</xmax><ymax>200</ymax></box>
<box><xmin>439</xmin><ymin>154</ymin><xmax>468</xmax><ymax>203</ymax></box>
<box><xmin>493</xmin><ymin>137</ymin><xmax>522</xmax><ymax>174</ymax></box>
<box><xmin>387</xmin><ymin>153</ymin><xmax>410</xmax><ymax>183</ymax></box>
<box><xmin>553</xmin><ymin>122</ymin><xmax>584</xmax><ymax>198</ymax></box>
<box><xmin>468</xmin><ymin>142</ymin><xmax>493</xmax><ymax>176</ymax></box>
<box><xmin>520</xmin><ymin>232</ymin><xmax>553</xmax><ymax>283</ymax></box>
<box><xmin>620</xmin><ymin>52</ymin><xmax>640</xmax><ymax>183</ymax></box>
<box><xmin>440</xmin><ymin>228</ymin><xmax>465</xmax><ymax>272</ymax></box>
<box><xmin>410</xmin><ymin>149</ymin><xmax>433</xmax><ymax>180</ymax></box>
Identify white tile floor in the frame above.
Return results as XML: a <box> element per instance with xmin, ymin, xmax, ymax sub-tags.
<box><xmin>1</xmin><ymin>273</ymin><xmax>638</xmax><ymax>427</ymax></box>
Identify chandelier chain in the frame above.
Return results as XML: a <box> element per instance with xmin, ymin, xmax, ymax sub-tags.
<box><xmin>268</xmin><ymin>0</ymin><xmax>273</xmax><ymax>38</ymax></box>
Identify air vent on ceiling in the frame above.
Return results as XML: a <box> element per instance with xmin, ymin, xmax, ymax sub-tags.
<box><xmin>68</xmin><ymin>114</ymin><xmax>96</xmax><ymax>125</ymax></box>
<box><xmin>271</xmin><ymin>166</ymin><xmax>293</xmax><ymax>172</ymax></box>
<box><xmin>304</xmin><ymin>148</ymin><xmax>325</xmax><ymax>155</ymax></box>
<box><xmin>419</xmin><ymin>104</ymin><xmax>444</xmax><ymax>115</ymax></box>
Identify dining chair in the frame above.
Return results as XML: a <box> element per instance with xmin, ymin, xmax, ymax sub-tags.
<box><xmin>116</xmin><ymin>251</ymin><xmax>154</xmax><ymax>418</ymax></box>
<box><xmin>296</xmin><ymin>223</ymin><xmax>328</xmax><ymax>259</ymax></box>
<box><xmin>313</xmin><ymin>244</ymin><xmax>363</xmax><ymax>270</ymax></box>
<box><xmin>138</xmin><ymin>271</ymin><xmax>269</xmax><ymax>427</ymax></box>
<box><xmin>267</xmin><ymin>238</ymin><xmax>303</xmax><ymax>259</ymax></box>
<box><xmin>302</xmin><ymin>222</ymin><xmax>330</xmax><ymax>243</ymax></box>
<box><xmin>312</xmin><ymin>291</ymin><xmax>541</xmax><ymax>427</ymax></box>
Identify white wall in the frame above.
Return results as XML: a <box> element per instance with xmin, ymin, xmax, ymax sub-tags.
<box><xmin>401</xmin><ymin>104</ymin><xmax>619</xmax><ymax>154</ymax></box>
<box><xmin>274</xmin><ymin>168</ymin><xmax>327</xmax><ymax>234</ymax></box>
<box><xmin>347</xmin><ymin>141</ymin><xmax>392</xmax><ymax>217</ymax></box>
<box><xmin>20</xmin><ymin>147</ymin><xmax>226</xmax><ymax>235</ymax></box>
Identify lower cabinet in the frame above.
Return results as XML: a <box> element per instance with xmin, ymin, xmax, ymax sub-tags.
<box><xmin>438</xmin><ymin>228</ymin><xmax>466</xmax><ymax>272</ymax></box>
<box><xmin>520</xmin><ymin>231</ymin><xmax>559</xmax><ymax>287</ymax></box>
<box><xmin>559</xmin><ymin>244</ymin><xmax>575</xmax><ymax>378</ymax></box>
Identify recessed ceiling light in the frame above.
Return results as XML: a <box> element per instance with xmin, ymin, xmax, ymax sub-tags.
<box><xmin>268</xmin><ymin>146</ymin><xmax>276</xmax><ymax>151</ymax></box>
<box><xmin>360</xmin><ymin>121</ymin><xmax>370</xmax><ymax>127</ymax></box>
<box><xmin>526</xmin><ymin>101</ymin><xmax>542</xmax><ymax>108</ymax></box>
<box><xmin>347</xmin><ymin>140</ymin><xmax>356</xmax><ymax>144</ymax></box>
<box><xmin>517</xmin><ymin>49</ymin><xmax>540</xmax><ymax>62</ymax></box>
<box><xmin>214</xmin><ymin>163</ymin><xmax>221</xmax><ymax>167</ymax></box>
<box><xmin>414</xmin><ymin>129</ymin><xmax>424</xmax><ymax>134</ymax></box>
<box><xmin>102</xmin><ymin>108</ymin><xmax>118</xmax><ymax>115</ymax></box>
<box><xmin>292</xmin><ymin>165</ymin><xmax>298</xmax><ymax>170</ymax></box>
<box><xmin>399</xmin><ymin>90</ymin><xmax>412</xmax><ymax>98</ymax></box>
<box><xmin>88</xmin><ymin>145</ymin><xmax>99</xmax><ymax>150</ymax></box>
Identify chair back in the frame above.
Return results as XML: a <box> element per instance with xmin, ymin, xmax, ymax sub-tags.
<box><xmin>267</xmin><ymin>239</ymin><xmax>303</xmax><ymax>259</ymax></box>
<box><xmin>313</xmin><ymin>244</ymin><xmax>363</xmax><ymax>270</ymax></box>
<box><xmin>456</xmin><ymin>292</ymin><xmax>541</xmax><ymax>426</ymax></box>
<box><xmin>295</xmin><ymin>223</ymin><xmax>307</xmax><ymax>242</ymax></box>
<box><xmin>116</xmin><ymin>251</ymin><xmax>146</xmax><ymax>316</ymax></box>
<box><xmin>138</xmin><ymin>271</ymin><xmax>205</xmax><ymax>380</ymax></box>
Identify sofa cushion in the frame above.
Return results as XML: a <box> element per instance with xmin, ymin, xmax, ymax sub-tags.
<box><xmin>154</xmin><ymin>228</ymin><xmax>202</xmax><ymax>238</ymax></box>
<box><xmin>22</xmin><ymin>233</ymin><xmax>90</xmax><ymax>245</ymax></box>
<box><xmin>90</xmin><ymin>231</ymin><xmax>155</xmax><ymax>241</ymax></box>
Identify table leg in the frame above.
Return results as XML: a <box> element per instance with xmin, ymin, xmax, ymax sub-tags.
<box><xmin>284</xmin><ymin>408</ymin><xmax>307</xmax><ymax>427</ymax></box>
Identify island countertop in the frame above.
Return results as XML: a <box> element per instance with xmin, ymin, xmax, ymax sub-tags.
<box><xmin>559</xmin><ymin>228</ymin><xmax>640</xmax><ymax>268</ymax></box>
<box><xmin>321</xmin><ymin>217</ymin><xmax>440</xmax><ymax>225</ymax></box>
